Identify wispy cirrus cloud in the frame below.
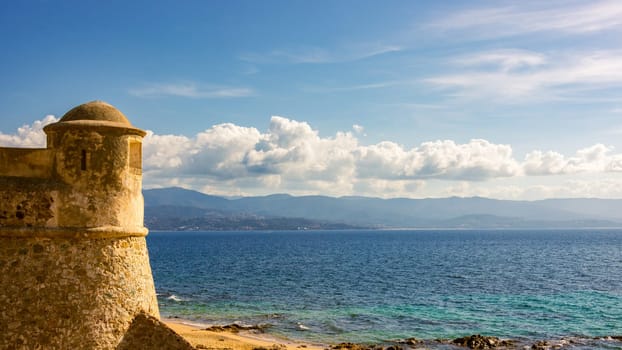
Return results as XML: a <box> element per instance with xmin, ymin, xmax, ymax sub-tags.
<box><xmin>425</xmin><ymin>50</ymin><xmax>622</xmax><ymax>102</ymax></box>
<box><xmin>455</xmin><ymin>49</ymin><xmax>547</xmax><ymax>71</ymax></box>
<box><xmin>239</xmin><ymin>43</ymin><xmax>402</xmax><ymax>64</ymax></box>
<box><xmin>303</xmin><ymin>80</ymin><xmax>410</xmax><ymax>93</ymax></box>
<box><xmin>129</xmin><ymin>82</ymin><xmax>254</xmax><ymax>98</ymax></box>
<box><xmin>428</xmin><ymin>0</ymin><xmax>622</xmax><ymax>37</ymax></box>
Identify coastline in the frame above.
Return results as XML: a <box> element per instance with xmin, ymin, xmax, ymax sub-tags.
<box><xmin>164</xmin><ymin>319</ymin><xmax>326</xmax><ymax>350</ymax></box>
<box><xmin>163</xmin><ymin>319</ymin><xmax>622</xmax><ymax>350</ymax></box>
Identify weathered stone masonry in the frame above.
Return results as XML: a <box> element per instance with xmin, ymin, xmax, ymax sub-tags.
<box><xmin>0</xmin><ymin>101</ymin><xmax>191</xmax><ymax>349</ymax></box>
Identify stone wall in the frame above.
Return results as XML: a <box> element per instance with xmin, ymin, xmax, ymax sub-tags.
<box><xmin>0</xmin><ymin>147</ymin><xmax>52</xmax><ymax>179</ymax></box>
<box><xmin>0</xmin><ymin>177</ymin><xmax>58</xmax><ymax>229</ymax></box>
<box><xmin>0</xmin><ymin>235</ymin><xmax>159</xmax><ymax>349</ymax></box>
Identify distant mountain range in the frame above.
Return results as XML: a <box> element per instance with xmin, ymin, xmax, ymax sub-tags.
<box><xmin>143</xmin><ymin>187</ymin><xmax>622</xmax><ymax>230</ymax></box>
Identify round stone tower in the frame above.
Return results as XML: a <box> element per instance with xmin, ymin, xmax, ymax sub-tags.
<box><xmin>44</xmin><ymin>101</ymin><xmax>148</xmax><ymax>230</ymax></box>
<box><xmin>0</xmin><ymin>101</ymin><xmax>159</xmax><ymax>349</ymax></box>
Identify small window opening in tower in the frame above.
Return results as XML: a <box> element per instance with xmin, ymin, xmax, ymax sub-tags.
<box><xmin>129</xmin><ymin>141</ymin><xmax>142</xmax><ymax>172</ymax></box>
<box><xmin>81</xmin><ymin>150</ymin><xmax>87</xmax><ymax>171</ymax></box>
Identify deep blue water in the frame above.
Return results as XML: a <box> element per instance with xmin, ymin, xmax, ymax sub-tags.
<box><xmin>147</xmin><ymin>229</ymin><xmax>622</xmax><ymax>346</ymax></box>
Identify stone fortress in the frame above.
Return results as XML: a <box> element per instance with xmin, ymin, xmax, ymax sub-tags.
<box><xmin>0</xmin><ymin>101</ymin><xmax>194</xmax><ymax>349</ymax></box>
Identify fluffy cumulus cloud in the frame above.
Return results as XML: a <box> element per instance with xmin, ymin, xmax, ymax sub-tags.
<box><xmin>0</xmin><ymin>116</ymin><xmax>57</xmax><ymax>147</ymax></box>
<box><xmin>143</xmin><ymin>132</ymin><xmax>193</xmax><ymax>169</ymax></box>
<box><xmin>3</xmin><ymin>116</ymin><xmax>622</xmax><ymax>199</ymax></box>
<box><xmin>145</xmin><ymin>117</ymin><xmax>358</xmax><ymax>193</ymax></box>
<box><xmin>356</xmin><ymin>139</ymin><xmax>518</xmax><ymax>181</ymax></box>
<box><xmin>142</xmin><ymin>118</ymin><xmax>523</xmax><ymax>189</ymax></box>
<box><xmin>140</xmin><ymin>117</ymin><xmax>622</xmax><ymax>197</ymax></box>
<box><xmin>523</xmin><ymin>144</ymin><xmax>622</xmax><ymax>175</ymax></box>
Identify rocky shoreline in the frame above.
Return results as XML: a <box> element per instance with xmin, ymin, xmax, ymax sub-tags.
<box><xmin>168</xmin><ymin>320</ymin><xmax>622</xmax><ymax>350</ymax></box>
<box><xmin>330</xmin><ymin>334</ymin><xmax>622</xmax><ymax>350</ymax></box>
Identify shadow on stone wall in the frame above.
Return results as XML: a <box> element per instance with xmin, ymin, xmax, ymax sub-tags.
<box><xmin>116</xmin><ymin>312</ymin><xmax>195</xmax><ymax>350</ymax></box>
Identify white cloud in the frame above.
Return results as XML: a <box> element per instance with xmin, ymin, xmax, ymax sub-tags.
<box><xmin>352</xmin><ymin>124</ymin><xmax>365</xmax><ymax>134</ymax></box>
<box><xmin>0</xmin><ymin>115</ymin><xmax>57</xmax><ymax>147</ymax></box>
<box><xmin>143</xmin><ymin>117</ymin><xmax>358</xmax><ymax>189</ymax></box>
<box><xmin>240</xmin><ymin>43</ymin><xmax>402</xmax><ymax>64</ymax></box>
<box><xmin>4</xmin><ymin>116</ymin><xmax>622</xmax><ymax>199</ymax></box>
<box><xmin>523</xmin><ymin>144</ymin><xmax>622</xmax><ymax>175</ymax></box>
<box><xmin>143</xmin><ymin>131</ymin><xmax>193</xmax><ymax>169</ymax></box>
<box><xmin>425</xmin><ymin>50</ymin><xmax>622</xmax><ymax>102</ymax></box>
<box><xmin>303</xmin><ymin>80</ymin><xmax>409</xmax><ymax>93</ymax></box>
<box><xmin>138</xmin><ymin>118</ymin><xmax>622</xmax><ymax>198</ymax></box>
<box><xmin>187</xmin><ymin>123</ymin><xmax>263</xmax><ymax>178</ymax></box>
<box><xmin>355</xmin><ymin>139</ymin><xmax>519</xmax><ymax>181</ymax></box>
<box><xmin>456</xmin><ymin>49</ymin><xmax>547</xmax><ymax>71</ymax></box>
<box><xmin>129</xmin><ymin>82</ymin><xmax>253</xmax><ymax>98</ymax></box>
<box><xmin>522</xmin><ymin>150</ymin><xmax>568</xmax><ymax>175</ymax></box>
<box><xmin>428</xmin><ymin>1</ymin><xmax>622</xmax><ymax>37</ymax></box>
<box><xmin>140</xmin><ymin>116</ymin><xmax>622</xmax><ymax>198</ymax></box>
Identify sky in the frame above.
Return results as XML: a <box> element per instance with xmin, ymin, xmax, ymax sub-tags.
<box><xmin>1</xmin><ymin>0</ymin><xmax>622</xmax><ymax>200</ymax></box>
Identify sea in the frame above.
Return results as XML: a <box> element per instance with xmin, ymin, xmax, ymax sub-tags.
<box><xmin>147</xmin><ymin>229</ymin><xmax>622</xmax><ymax>349</ymax></box>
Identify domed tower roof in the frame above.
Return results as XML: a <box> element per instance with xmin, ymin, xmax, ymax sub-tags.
<box><xmin>44</xmin><ymin>101</ymin><xmax>146</xmax><ymax>136</ymax></box>
<box><xmin>60</xmin><ymin>101</ymin><xmax>131</xmax><ymax>125</ymax></box>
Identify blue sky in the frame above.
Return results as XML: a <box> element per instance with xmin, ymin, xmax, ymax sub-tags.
<box><xmin>1</xmin><ymin>0</ymin><xmax>622</xmax><ymax>199</ymax></box>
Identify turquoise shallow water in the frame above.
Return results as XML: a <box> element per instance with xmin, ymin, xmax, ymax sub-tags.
<box><xmin>147</xmin><ymin>229</ymin><xmax>622</xmax><ymax>346</ymax></box>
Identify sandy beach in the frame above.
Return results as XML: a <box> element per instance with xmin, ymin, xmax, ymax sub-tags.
<box><xmin>164</xmin><ymin>320</ymin><xmax>326</xmax><ymax>350</ymax></box>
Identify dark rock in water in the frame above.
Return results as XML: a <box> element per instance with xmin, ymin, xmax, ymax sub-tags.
<box><xmin>531</xmin><ymin>338</ymin><xmax>583</xmax><ymax>349</ymax></box>
<box><xmin>530</xmin><ymin>340</ymin><xmax>550</xmax><ymax>350</ymax></box>
<box><xmin>203</xmin><ymin>323</ymin><xmax>270</xmax><ymax>333</ymax></box>
<box><xmin>611</xmin><ymin>335</ymin><xmax>622</xmax><ymax>341</ymax></box>
<box><xmin>330</xmin><ymin>343</ymin><xmax>384</xmax><ymax>350</ymax></box>
<box><xmin>396</xmin><ymin>338</ymin><xmax>419</xmax><ymax>346</ymax></box>
<box><xmin>452</xmin><ymin>334</ymin><xmax>514</xmax><ymax>349</ymax></box>
<box><xmin>384</xmin><ymin>346</ymin><xmax>402</xmax><ymax>350</ymax></box>
<box><xmin>330</xmin><ymin>343</ymin><xmax>369</xmax><ymax>350</ymax></box>
<box><xmin>530</xmin><ymin>339</ymin><xmax>572</xmax><ymax>349</ymax></box>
